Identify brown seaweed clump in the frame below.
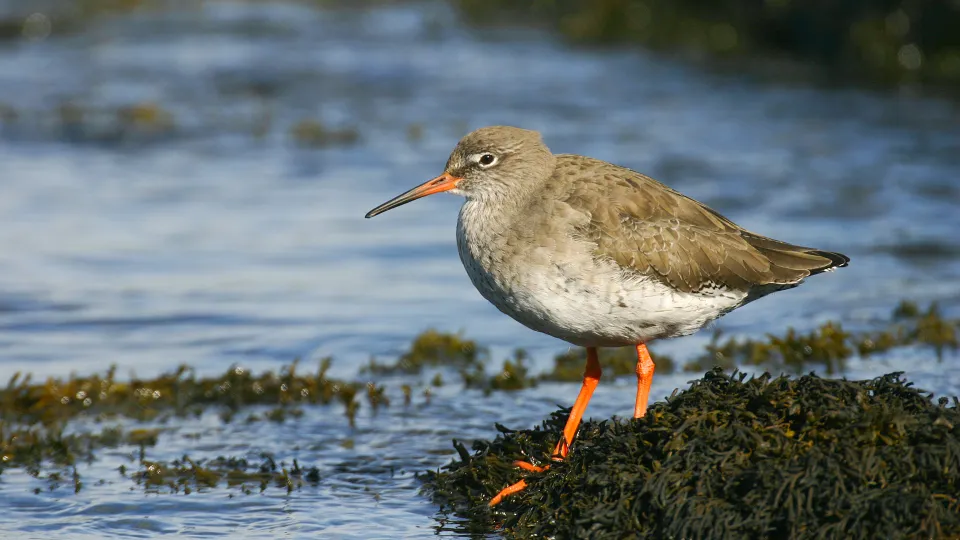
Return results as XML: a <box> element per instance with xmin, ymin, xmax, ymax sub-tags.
<box><xmin>361</xmin><ymin>328</ymin><xmax>486</xmax><ymax>375</ymax></box>
<box><xmin>421</xmin><ymin>369</ymin><xmax>960</xmax><ymax>539</ymax></box>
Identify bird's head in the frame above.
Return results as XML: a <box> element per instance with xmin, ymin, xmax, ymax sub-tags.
<box><xmin>365</xmin><ymin>126</ymin><xmax>554</xmax><ymax>218</ymax></box>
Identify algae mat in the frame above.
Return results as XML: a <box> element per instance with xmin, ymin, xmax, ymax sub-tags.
<box><xmin>423</xmin><ymin>369</ymin><xmax>960</xmax><ymax>539</ymax></box>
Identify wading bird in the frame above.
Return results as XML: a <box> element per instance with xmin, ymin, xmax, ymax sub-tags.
<box><xmin>365</xmin><ymin>126</ymin><xmax>849</xmax><ymax>505</ymax></box>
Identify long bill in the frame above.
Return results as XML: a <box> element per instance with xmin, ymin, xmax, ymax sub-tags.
<box><xmin>364</xmin><ymin>172</ymin><xmax>462</xmax><ymax>218</ymax></box>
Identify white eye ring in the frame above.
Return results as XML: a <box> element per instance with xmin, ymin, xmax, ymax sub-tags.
<box><xmin>473</xmin><ymin>153</ymin><xmax>498</xmax><ymax>168</ymax></box>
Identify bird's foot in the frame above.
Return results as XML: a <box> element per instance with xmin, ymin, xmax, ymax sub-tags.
<box><xmin>489</xmin><ymin>478</ymin><xmax>528</xmax><ymax>506</ymax></box>
<box><xmin>513</xmin><ymin>459</ymin><xmax>549</xmax><ymax>473</ymax></box>
<box><xmin>488</xmin><ymin>460</ymin><xmax>551</xmax><ymax>506</ymax></box>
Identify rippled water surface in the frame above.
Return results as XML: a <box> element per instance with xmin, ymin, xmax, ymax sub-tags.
<box><xmin>1</xmin><ymin>1</ymin><xmax>959</xmax><ymax>537</ymax></box>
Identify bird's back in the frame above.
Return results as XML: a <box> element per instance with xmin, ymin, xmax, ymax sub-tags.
<box><xmin>547</xmin><ymin>154</ymin><xmax>849</xmax><ymax>298</ymax></box>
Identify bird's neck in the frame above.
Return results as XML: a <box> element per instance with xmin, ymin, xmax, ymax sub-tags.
<box><xmin>458</xmin><ymin>178</ymin><xmax>541</xmax><ymax>241</ymax></box>
<box><xmin>458</xmin><ymin>197</ymin><xmax>512</xmax><ymax>248</ymax></box>
<box><xmin>458</xmin><ymin>154</ymin><xmax>555</xmax><ymax>246</ymax></box>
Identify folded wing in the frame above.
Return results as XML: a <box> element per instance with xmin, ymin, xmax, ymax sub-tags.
<box><xmin>559</xmin><ymin>158</ymin><xmax>849</xmax><ymax>296</ymax></box>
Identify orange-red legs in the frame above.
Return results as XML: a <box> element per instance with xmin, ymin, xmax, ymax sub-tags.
<box><xmin>634</xmin><ymin>343</ymin><xmax>655</xmax><ymax>419</ymax></box>
<box><xmin>489</xmin><ymin>343</ymin><xmax>657</xmax><ymax>506</ymax></box>
<box><xmin>490</xmin><ymin>347</ymin><xmax>602</xmax><ymax>506</ymax></box>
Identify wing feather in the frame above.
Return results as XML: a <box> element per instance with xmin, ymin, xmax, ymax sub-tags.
<box><xmin>556</xmin><ymin>156</ymin><xmax>848</xmax><ymax>294</ymax></box>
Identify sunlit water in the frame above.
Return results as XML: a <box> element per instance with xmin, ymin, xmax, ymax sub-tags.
<box><xmin>1</xmin><ymin>1</ymin><xmax>959</xmax><ymax>537</ymax></box>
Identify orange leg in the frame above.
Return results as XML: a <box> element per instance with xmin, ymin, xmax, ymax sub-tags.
<box><xmin>634</xmin><ymin>343</ymin><xmax>655</xmax><ymax>418</ymax></box>
<box><xmin>489</xmin><ymin>347</ymin><xmax>602</xmax><ymax>506</ymax></box>
<box><xmin>488</xmin><ymin>478</ymin><xmax>527</xmax><ymax>506</ymax></box>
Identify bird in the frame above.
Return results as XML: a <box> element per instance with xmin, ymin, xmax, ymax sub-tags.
<box><xmin>365</xmin><ymin>126</ymin><xmax>849</xmax><ymax>506</ymax></box>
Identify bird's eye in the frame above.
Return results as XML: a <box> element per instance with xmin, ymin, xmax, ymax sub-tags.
<box><xmin>478</xmin><ymin>153</ymin><xmax>496</xmax><ymax>167</ymax></box>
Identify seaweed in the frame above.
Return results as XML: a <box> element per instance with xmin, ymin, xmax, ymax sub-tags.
<box><xmin>543</xmin><ymin>347</ymin><xmax>676</xmax><ymax>382</ymax></box>
<box><xmin>690</xmin><ymin>301</ymin><xmax>958</xmax><ymax>373</ymax></box>
<box><xmin>462</xmin><ymin>349</ymin><xmax>539</xmax><ymax>393</ymax></box>
<box><xmin>0</xmin><ymin>357</ymin><xmax>361</xmax><ymax>427</ymax></box>
<box><xmin>0</xmin><ymin>302</ymin><xmax>956</xmax><ymax>498</ymax></box>
<box><xmin>289</xmin><ymin>118</ymin><xmax>360</xmax><ymax>147</ymax></box>
<box><xmin>361</xmin><ymin>328</ymin><xmax>487</xmax><ymax>375</ymax></box>
<box><xmin>686</xmin><ymin>322</ymin><xmax>852</xmax><ymax>375</ymax></box>
<box><xmin>452</xmin><ymin>0</ymin><xmax>960</xmax><ymax>90</ymax></box>
<box><xmin>134</xmin><ymin>453</ymin><xmax>321</xmax><ymax>495</ymax></box>
<box><xmin>422</xmin><ymin>368</ymin><xmax>960</xmax><ymax>539</ymax></box>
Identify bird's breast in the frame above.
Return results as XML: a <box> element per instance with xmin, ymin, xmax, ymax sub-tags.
<box><xmin>454</xmin><ymin>200</ymin><xmax>745</xmax><ymax>346</ymax></box>
<box><xmin>455</xmin><ymin>200</ymin><xmax>552</xmax><ymax>325</ymax></box>
<box><xmin>455</xmin><ymin>201</ymin><xmax>628</xmax><ymax>344</ymax></box>
<box><xmin>455</xmin><ymin>201</ymin><xmax>513</xmax><ymax>306</ymax></box>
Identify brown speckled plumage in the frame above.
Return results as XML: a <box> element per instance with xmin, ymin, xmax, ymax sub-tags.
<box><xmin>553</xmin><ymin>155</ymin><xmax>849</xmax><ymax>295</ymax></box>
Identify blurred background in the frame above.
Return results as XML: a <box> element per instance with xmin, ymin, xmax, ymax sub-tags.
<box><xmin>0</xmin><ymin>0</ymin><xmax>959</xmax><ymax>537</ymax></box>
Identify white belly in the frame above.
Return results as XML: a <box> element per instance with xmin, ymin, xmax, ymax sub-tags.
<box><xmin>456</xmin><ymin>207</ymin><xmax>745</xmax><ymax>347</ymax></box>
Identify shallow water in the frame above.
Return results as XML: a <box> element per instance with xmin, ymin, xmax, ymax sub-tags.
<box><xmin>0</xmin><ymin>1</ymin><xmax>959</xmax><ymax>537</ymax></box>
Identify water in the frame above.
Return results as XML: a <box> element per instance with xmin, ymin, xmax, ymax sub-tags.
<box><xmin>0</xmin><ymin>1</ymin><xmax>959</xmax><ymax>537</ymax></box>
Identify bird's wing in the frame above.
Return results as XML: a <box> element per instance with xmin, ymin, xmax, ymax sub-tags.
<box><xmin>556</xmin><ymin>156</ymin><xmax>848</xmax><ymax>294</ymax></box>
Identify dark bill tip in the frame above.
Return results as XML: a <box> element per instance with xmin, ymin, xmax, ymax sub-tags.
<box><xmin>364</xmin><ymin>173</ymin><xmax>461</xmax><ymax>219</ymax></box>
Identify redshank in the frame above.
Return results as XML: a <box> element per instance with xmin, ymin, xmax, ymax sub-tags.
<box><xmin>365</xmin><ymin>126</ymin><xmax>849</xmax><ymax>506</ymax></box>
